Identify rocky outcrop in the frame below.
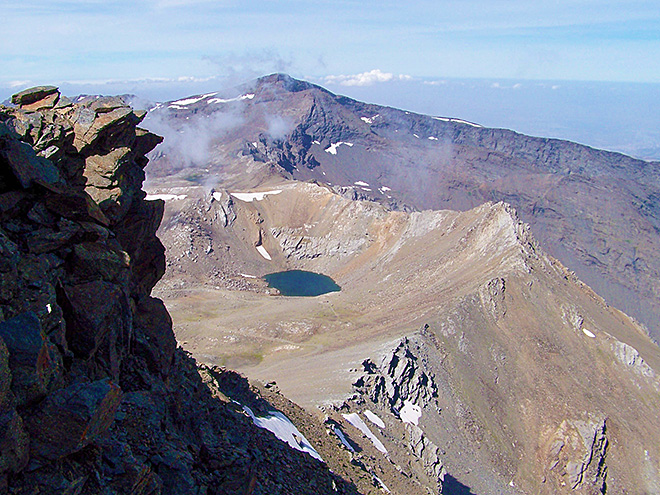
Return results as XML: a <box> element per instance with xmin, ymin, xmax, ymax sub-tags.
<box><xmin>0</xmin><ymin>87</ymin><xmax>357</xmax><ymax>494</ymax></box>
<box><xmin>349</xmin><ymin>337</ymin><xmax>446</xmax><ymax>493</ymax></box>
<box><xmin>542</xmin><ymin>418</ymin><xmax>608</xmax><ymax>494</ymax></box>
<box><xmin>355</xmin><ymin>338</ymin><xmax>439</xmax><ymax>414</ymax></box>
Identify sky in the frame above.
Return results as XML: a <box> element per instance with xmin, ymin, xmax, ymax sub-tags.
<box><xmin>2</xmin><ymin>1</ymin><xmax>660</xmax><ymax>159</ymax></box>
<box><xmin>1</xmin><ymin>0</ymin><xmax>659</xmax><ymax>95</ymax></box>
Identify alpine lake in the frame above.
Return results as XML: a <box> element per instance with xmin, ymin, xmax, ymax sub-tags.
<box><xmin>264</xmin><ymin>270</ymin><xmax>341</xmax><ymax>297</ymax></box>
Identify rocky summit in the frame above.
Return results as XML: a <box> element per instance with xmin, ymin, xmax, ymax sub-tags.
<box><xmin>0</xmin><ymin>87</ymin><xmax>371</xmax><ymax>494</ymax></box>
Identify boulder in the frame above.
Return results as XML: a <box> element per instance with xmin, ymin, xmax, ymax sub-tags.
<box><xmin>73</xmin><ymin>107</ymin><xmax>136</xmax><ymax>153</ymax></box>
<box><xmin>43</xmin><ymin>190</ymin><xmax>110</xmax><ymax>226</ymax></box>
<box><xmin>26</xmin><ymin>379</ymin><xmax>122</xmax><ymax>460</ymax></box>
<box><xmin>83</xmin><ymin>147</ymin><xmax>132</xmax><ymax>188</ymax></box>
<box><xmin>0</xmin><ymin>311</ymin><xmax>61</xmax><ymax>406</ymax></box>
<box><xmin>11</xmin><ymin>86</ymin><xmax>60</xmax><ymax>111</ymax></box>
<box><xmin>26</xmin><ymin>223</ymin><xmax>81</xmax><ymax>254</ymax></box>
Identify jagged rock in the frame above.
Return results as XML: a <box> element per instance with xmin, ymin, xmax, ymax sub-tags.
<box><xmin>133</xmin><ymin>296</ymin><xmax>176</xmax><ymax>376</ymax></box>
<box><xmin>408</xmin><ymin>424</ymin><xmax>445</xmax><ymax>484</ymax></box>
<box><xmin>114</xmin><ymin>198</ymin><xmax>166</xmax><ymax>297</ymax></box>
<box><xmin>0</xmin><ymin>87</ymin><xmax>362</xmax><ymax>495</ymax></box>
<box><xmin>68</xmin><ymin>241</ymin><xmax>130</xmax><ymax>285</ymax></box>
<box><xmin>0</xmin><ymin>409</ymin><xmax>29</xmax><ymax>474</ymax></box>
<box><xmin>479</xmin><ymin>277</ymin><xmax>506</xmax><ymax>320</ymax></box>
<box><xmin>0</xmin><ymin>335</ymin><xmax>10</xmax><ymax>407</ymax></box>
<box><xmin>26</xmin><ymin>379</ymin><xmax>122</xmax><ymax>460</ymax></box>
<box><xmin>543</xmin><ymin>417</ymin><xmax>608</xmax><ymax>493</ymax></box>
<box><xmin>61</xmin><ymin>281</ymin><xmax>131</xmax><ymax>377</ymax></box>
<box><xmin>0</xmin><ymin>123</ymin><xmax>62</xmax><ymax>191</ymax></box>
<box><xmin>11</xmin><ymin>86</ymin><xmax>60</xmax><ymax>111</ymax></box>
<box><xmin>357</xmin><ymin>337</ymin><xmax>438</xmax><ymax>413</ymax></box>
<box><xmin>612</xmin><ymin>340</ymin><xmax>656</xmax><ymax>379</ymax></box>
<box><xmin>562</xmin><ymin>304</ymin><xmax>584</xmax><ymax>332</ymax></box>
<box><xmin>0</xmin><ymin>311</ymin><xmax>61</xmax><ymax>406</ymax></box>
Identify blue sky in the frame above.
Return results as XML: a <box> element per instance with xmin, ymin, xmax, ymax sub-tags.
<box><xmin>3</xmin><ymin>0</ymin><xmax>660</xmax><ymax>159</ymax></box>
<box><xmin>1</xmin><ymin>0</ymin><xmax>659</xmax><ymax>95</ymax></box>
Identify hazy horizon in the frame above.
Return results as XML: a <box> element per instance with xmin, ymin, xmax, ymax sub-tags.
<box><xmin>4</xmin><ymin>73</ymin><xmax>659</xmax><ymax>161</ymax></box>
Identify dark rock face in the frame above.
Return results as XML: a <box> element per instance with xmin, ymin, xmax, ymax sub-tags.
<box><xmin>0</xmin><ymin>87</ymin><xmax>356</xmax><ymax>494</ymax></box>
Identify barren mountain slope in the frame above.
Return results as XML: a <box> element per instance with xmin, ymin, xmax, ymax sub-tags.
<box><xmin>151</xmin><ymin>181</ymin><xmax>660</xmax><ymax>494</ymax></box>
<box><xmin>145</xmin><ymin>74</ymin><xmax>660</xmax><ymax>342</ymax></box>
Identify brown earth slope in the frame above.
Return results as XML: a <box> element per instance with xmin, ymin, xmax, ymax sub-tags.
<box><xmin>151</xmin><ymin>181</ymin><xmax>660</xmax><ymax>494</ymax></box>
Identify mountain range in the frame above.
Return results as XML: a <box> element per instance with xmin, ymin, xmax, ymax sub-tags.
<box><xmin>145</xmin><ymin>73</ymin><xmax>660</xmax><ymax>345</ymax></box>
<box><xmin>142</xmin><ymin>74</ymin><xmax>660</xmax><ymax>493</ymax></box>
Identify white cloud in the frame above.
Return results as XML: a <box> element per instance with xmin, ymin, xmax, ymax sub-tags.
<box><xmin>8</xmin><ymin>80</ymin><xmax>31</xmax><ymax>88</ymax></box>
<box><xmin>324</xmin><ymin>69</ymin><xmax>412</xmax><ymax>87</ymax></box>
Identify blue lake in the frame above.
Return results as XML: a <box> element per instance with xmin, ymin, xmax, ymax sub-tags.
<box><xmin>264</xmin><ymin>270</ymin><xmax>341</xmax><ymax>297</ymax></box>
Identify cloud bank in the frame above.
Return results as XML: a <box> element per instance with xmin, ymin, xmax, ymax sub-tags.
<box><xmin>324</xmin><ymin>70</ymin><xmax>412</xmax><ymax>87</ymax></box>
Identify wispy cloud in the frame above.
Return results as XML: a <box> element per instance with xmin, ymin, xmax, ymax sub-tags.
<box><xmin>324</xmin><ymin>69</ymin><xmax>412</xmax><ymax>87</ymax></box>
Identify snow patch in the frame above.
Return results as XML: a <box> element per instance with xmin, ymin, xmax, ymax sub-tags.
<box><xmin>256</xmin><ymin>245</ymin><xmax>272</xmax><ymax>260</ymax></box>
<box><xmin>399</xmin><ymin>400</ymin><xmax>422</xmax><ymax>425</ymax></box>
<box><xmin>360</xmin><ymin>114</ymin><xmax>379</xmax><ymax>124</ymax></box>
<box><xmin>374</xmin><ymin>476</ymin><xmax>391</xmax><ymax>493</ymax></box>
<box><xmin>170</xmin><ymin>96</ymin><xmax>203</xmax><ymax>106</ymax></box>
<box><xmin>239</xmin><ymin>273</ymin><xmax>256</xmax><ymax>279</ymax></box>
<box><xmin>342</xmin><ymin>413</ymin><xmax>388</xmax><ymax>454</ymax></box>
<box><xmin>230</xmin><ymin>190</ymin><xmax>282</xmax><ymax>202</ymax></box>
<box><xmin>325</xmin><ymin>142</ymin><xmax>354</xmax><ymax>155</ymax></box>
<box><xmin>583</xmin><ymin>328</ymin><xmax>596</xmax><ymax>338</ymax></box>
<box><xmin>432</xmin><ymin>116</ymin><xmax>481</xmax><ymax>127</ymax></box>
<box><xmin>364</xmin><ymin>410</ymin><xmax>385</xmax><ymax>429</ymax></box>
<box><xmin>243</xmin><ymin>405</ymin><xmax>322</xmax><ymax>461</ymax></box>
<box><xmin>145</xmin><ymin>194</ymin><xmax>187</xmax><ymax>201</ymax></box>
<box><xmin>413</xmin><ymin>133</ymin><xmax>420</xmax><ymax>138</ymax></box>
<box><xmin>428</xmin><ymin>136</ymin><xmax>438</xmax><ymax>140</ymax></box>
<box><xmin>354</xmin><ymin>181</ymin><xmax>370</xmax><ymax>187</ymax></box>
<box><xmin>380</xmin><ymin>186</ymin><xmax>391</xmax><ymax>192</ymax></box>
<box><xmin>207</xmin><ymin>93</ymin><xmax>255</xmax><ymax>104</ymax></box>
<box><xmin>452</xmin><ymin>118</ymin><xmax>481</xmax><ymax>127</ymax></box>
<box><xmin>329</xmin><ymin>423</ymin><xmax>355</xmax><ymax>452</ymax></box>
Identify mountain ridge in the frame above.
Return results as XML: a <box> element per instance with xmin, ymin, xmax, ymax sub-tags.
<box><xmin>145</xmin><ymin>73</ymin><xmax>660</xmax><ymax>343</ymax></box>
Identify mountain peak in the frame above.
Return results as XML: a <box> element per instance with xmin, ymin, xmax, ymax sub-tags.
<box><xmin>255</xmin><ymin>73</ymin><xmax>324</xmax><ymax>94</ymax></box>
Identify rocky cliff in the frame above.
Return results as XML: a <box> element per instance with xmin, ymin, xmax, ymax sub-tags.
<box><xmin>0</xmin><ymin>88</ymin><xmax>364</xmax><ymax>494</ymax></box>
